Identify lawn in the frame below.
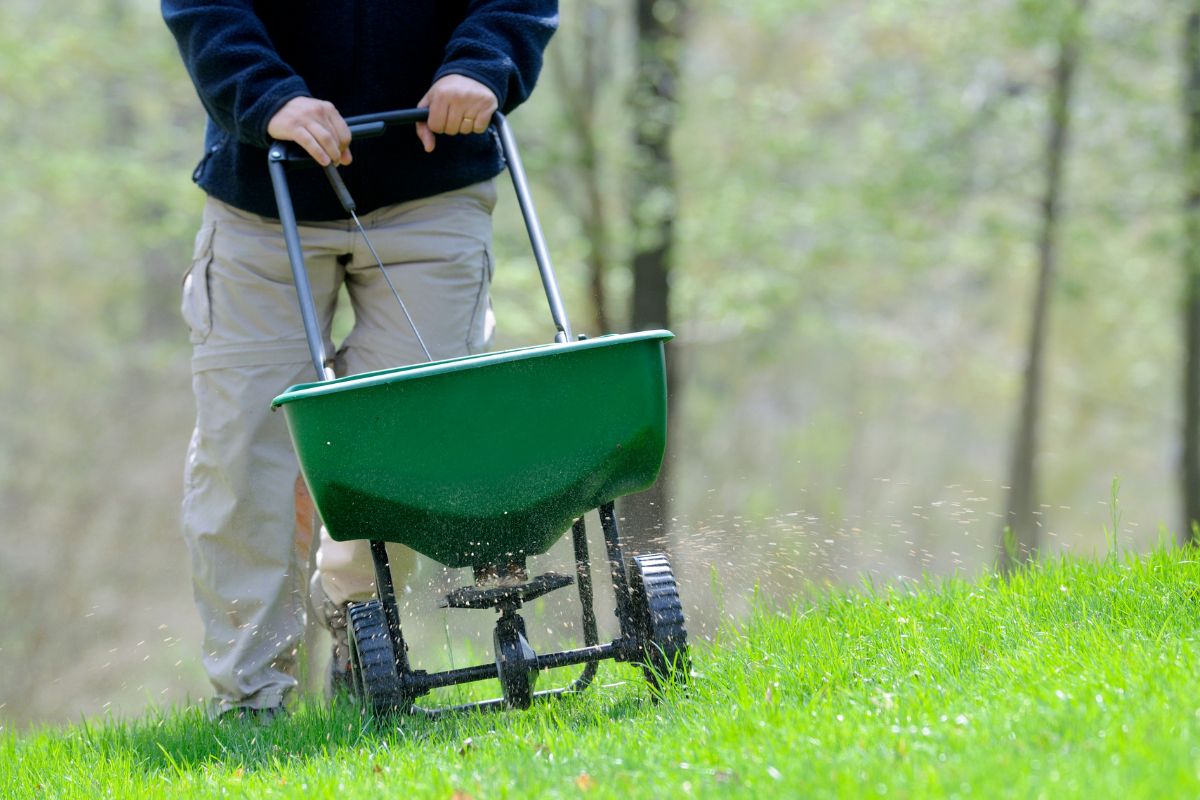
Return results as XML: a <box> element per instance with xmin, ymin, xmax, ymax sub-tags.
<box><xmin>4</xmin><ymin>548</ymin><xmax>1200</xmax><ymax>798</ymax></box>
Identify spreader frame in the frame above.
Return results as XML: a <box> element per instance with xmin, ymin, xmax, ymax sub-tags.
<box><xmin>266</xmin><ymin>110</ymin><xmax>689</xmax><ymax>713</ymax></box>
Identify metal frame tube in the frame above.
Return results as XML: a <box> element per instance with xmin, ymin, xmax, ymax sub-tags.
<box><xmin>369</xmin><ymin>539</ymin><xmax>410</xmax><ymax>673</ymax></box>
<box><xmin>408</xmin><ymin>641</ymin><xmax>622</xmax><ymax>692</ymax></box>
<box><xmin>267</xmin><ymin>150</ymin><xmax>329</xmax><ymax>382</ymax></box>
<box><xmin>572</xmin><ymin>517</ymin><xmax>600</xmax><ymax>648</ymax></box>
<box><xmin>494</xmin><ymin>113</ymin><xmax>573</xmax><ymax>343</ymax></box>
<box><xmin>412</xmin><ymin>662</ymin><xmax>498</xmax><ymax>690</ymax></box>
<box><xmin>415</xmin><ymin>686</ymin><xmax>573</xmax><ymax>718</ymax></box>
<box><xmin>537</xmin><ymin>642</ymin><xmax>622</xmax><ymax>671</ymax></box>
<box><xmin>599</xmin><ymin>502</ymin><xmax>637</xmax><ymax>640</ymax></box>
<box><xmin>569</xmin><ymin>516</ymin><xmax>600</xmax><ymax>690</ymax></box>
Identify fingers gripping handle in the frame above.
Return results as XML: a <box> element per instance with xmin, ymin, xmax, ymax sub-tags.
<box><xmin>270</xmin><ymin>110</ymin><xmax>427</xmax><ymax>162</ymax></box>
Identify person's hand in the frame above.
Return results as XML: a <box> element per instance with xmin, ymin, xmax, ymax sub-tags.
<box><xmin>267</xmin><ymin>97</ymin><xmax>352</xmax><ymax>167</ymax></box>
<box><xmin>416</xmin><ymin>74</ymin><xmax>498</xmax><ymax>153</ymax></box>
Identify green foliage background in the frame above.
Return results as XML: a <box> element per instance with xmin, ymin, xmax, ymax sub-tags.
<box><xmin>0</xmin><ymin>0</ymin><xmax>1191</xmax><ymax>726</ymax></box>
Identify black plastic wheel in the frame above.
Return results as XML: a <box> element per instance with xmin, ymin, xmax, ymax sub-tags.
<box><xmin>628</xmin><ymin>553</ymin><xmax>690</xmax><ymax>693</ymax></box>
<box><xmin>347</xmin><ymin>600</ymin><xmax>409</xmax><ymax>716</ymax></box>
<box><xmin>493</xmin><ymin>612</ymin><xmax>538</xmax><ymax>709</ymax></box>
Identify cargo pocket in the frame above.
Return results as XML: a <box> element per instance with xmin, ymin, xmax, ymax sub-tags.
<box><xmin>181</xmin><ymin>223</ymin><xmax>215</xmax><ymax>345</ymax></box>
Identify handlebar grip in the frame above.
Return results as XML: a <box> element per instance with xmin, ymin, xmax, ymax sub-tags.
<box><xmin>347</xmin><ymin>121</ymin><xmax>387</xmax><ymax>140</ymax></box>
<box><xmin>343</xmin><ymin>108</ymin><xmax>430</xmax><ymax>130</ymax></box>
<box><xmin>274</xmin><ymin>108</ymin><xmax>435</xmax><ymax>214</ymax></box>
<box><xmin>272</xmin><ymin>108</ymin><xmax>433</xmax><ymax>163</ymax></box>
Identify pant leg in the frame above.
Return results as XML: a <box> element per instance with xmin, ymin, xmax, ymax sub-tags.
<box><xmin>315</xmin><ymin>180</ymin><xmax>497</xmax><ymax>606</ymax></box>
<box><xmin>181</xmin><ymin>197</ymin><xmax>350</xmax><ymax>713</ymax></box>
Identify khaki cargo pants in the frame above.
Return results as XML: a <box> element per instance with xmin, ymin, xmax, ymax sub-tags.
<box><xmin>181</xmin><ymin>181</ymin><xmax>496</xmax><ymax>713</ymax></box>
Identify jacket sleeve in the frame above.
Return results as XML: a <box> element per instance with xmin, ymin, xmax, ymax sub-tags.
<box><xmin>434</xmin><ymin>0</ymin><xmax>559</xmax><ymax>113</ymax></box>
<box><xmin>162</xmin><ymin>0</ymin><xmax>310</xmax><ymax>148</ymax></box>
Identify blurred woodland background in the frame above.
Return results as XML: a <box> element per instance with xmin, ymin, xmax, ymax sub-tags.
<box><xmin>4</xmin><ymin>0</ymin><xmax>1200</xmax><ymax>727</ymax></box>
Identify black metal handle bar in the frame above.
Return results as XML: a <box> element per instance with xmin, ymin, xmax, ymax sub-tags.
<box><xmin>267</xmin><ymin>108</ymin><xmax>573</xmax><ymax>382</ymax></box>
<box><xmin>271</xmin><ymin>109</ymin><xmax>432</xmax><ymax>162</ymax></box>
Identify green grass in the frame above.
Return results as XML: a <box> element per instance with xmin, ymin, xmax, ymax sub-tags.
<box><xmin>5</xmin><ymin>549</ymin><xmax>1200</xmax><ymax>798</ymax></box>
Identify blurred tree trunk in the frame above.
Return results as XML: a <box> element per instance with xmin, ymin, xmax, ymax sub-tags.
<box><xmin>1000</xmin><ymin>0</ymin><xmax>1088</xmax><ymax>572</ymax></box>
<box><xmin>551</xmin><ymin>1</ymin><xmax>613</xmax><ymax>334</ymax></box>
<box><xmin>105</xmin><ymin>0</ymin><xmax>178</xmax><ymax>341</ymax></box>
<box><xmin>621</xmin><ymin>0</ymin><xmax>686</xmax><ymax>551</ymax></box>
<box><xmin>1184</xmin><ymin>10</ymin><xmax>1200</xmax><ymax>544</ymax></box>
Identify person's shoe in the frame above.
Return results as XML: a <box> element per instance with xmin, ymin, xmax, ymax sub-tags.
<box><xmin>216</xmin><ymin>704</ymin><xmax>286</xmax><ymax>725</ymax></box>
<box><xmin>310</xmin><ymin>572</ymin><xmax>355</xmax><ymax>698</ymax></box>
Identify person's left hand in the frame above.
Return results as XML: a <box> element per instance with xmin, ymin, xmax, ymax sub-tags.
<box><xmin>416</xmin><ymin>74</ymin><xmax>498</xmax><ymax>153</ymax></box>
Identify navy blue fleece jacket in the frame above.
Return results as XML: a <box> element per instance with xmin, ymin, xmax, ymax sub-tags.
<box><xmin>162</xmin><ymin>1</ymin><xmax>558</xmax><ymax>221</ymax></box>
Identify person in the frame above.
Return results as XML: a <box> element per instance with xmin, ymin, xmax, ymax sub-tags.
<box><xmin>161</xmin><ymin>1</ymin><xmax>558</xmax><ymax>719</ymax></box>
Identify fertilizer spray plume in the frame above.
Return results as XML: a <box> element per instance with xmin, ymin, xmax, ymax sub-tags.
<box><xmin>661</xmin><ymin>510</ymin><xmax>837</xmax><ymax>612</ymax></box>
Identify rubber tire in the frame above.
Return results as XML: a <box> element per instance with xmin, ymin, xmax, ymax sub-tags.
<box><xmin>628</xmin><ymin>553</ymin><xmax>690</xmax><ymax>694</ymax></box>
<box><xmin>347</xmin><ymin>600</ymin><xmax>409</xmax><ymax>716</ymax></box>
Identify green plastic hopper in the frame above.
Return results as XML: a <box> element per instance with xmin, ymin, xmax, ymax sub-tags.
<box><xmin>272</xmin><ymin>331</ymin><xmax>672</xmax><ymax>569</ymax></box>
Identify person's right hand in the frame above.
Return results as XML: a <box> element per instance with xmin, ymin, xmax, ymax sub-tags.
<box><xmin>267</xmin><ymin>97</ymin><xmax>352</xmax><ymax>167</ymax></box>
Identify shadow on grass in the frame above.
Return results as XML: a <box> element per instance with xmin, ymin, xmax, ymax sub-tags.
<box><xmin>94</xmin><ymin>671</ymin><xmax>660</xmax><ymax>778</ymax></box>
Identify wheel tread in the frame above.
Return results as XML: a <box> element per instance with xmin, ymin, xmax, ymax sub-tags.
<box><xmin>347</xmin><ymin>600</ymin><xmax>408</xmax><ymax>715</ymax></box>
<box><xmin>629</xmin><ymin>553</ymin><xmax>691</xmax><ymax>694</ymax></box>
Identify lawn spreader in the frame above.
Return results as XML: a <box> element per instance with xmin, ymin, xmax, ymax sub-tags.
<box><xmin>267</xmin><ymin>109</ymin><xmax>689</xmax><ymax>717</ymax></box>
